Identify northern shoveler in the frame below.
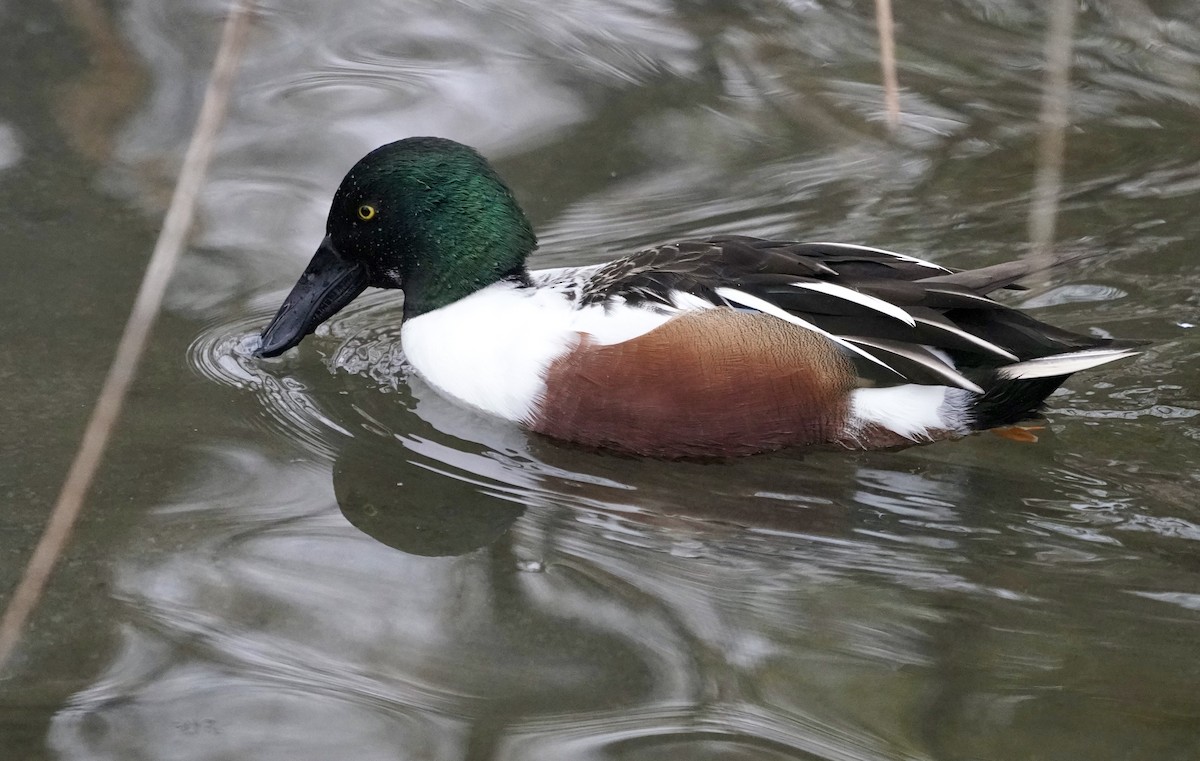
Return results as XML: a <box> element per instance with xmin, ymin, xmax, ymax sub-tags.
<box><xmin>257</xmin><ymin>137</ymin><xmax>1139</xmax><ymax>458</ymax></box>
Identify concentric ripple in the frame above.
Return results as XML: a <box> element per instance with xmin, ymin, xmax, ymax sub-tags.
<box><xmin>188</xmin><ymin>291</ymin><xmax>410</xmax><ymax>461</ymax></box>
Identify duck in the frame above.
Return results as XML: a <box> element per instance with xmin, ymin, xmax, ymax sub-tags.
<box><xmin>257</xmin><ymin>136</ymin><xmax>1139</xmax><ymax>458</ymax></box>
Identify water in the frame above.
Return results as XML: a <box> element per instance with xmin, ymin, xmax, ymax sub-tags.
<box><xmin>2</xmin><ymin>0</ymin><xmax>1199</xmax><ymax>758</ymax></box>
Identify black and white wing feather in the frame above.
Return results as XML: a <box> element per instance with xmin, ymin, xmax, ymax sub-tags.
<box><xmin>568</xmin><ymin>236</ymin><xmax>1130</xmax><ymax>394</ymax></box>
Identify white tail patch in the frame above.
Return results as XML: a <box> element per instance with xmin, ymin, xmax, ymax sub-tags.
<box><xmin>791</xmin><ymin>281</ymin><xmax>916</xmax><ymax>326</ymax></box>
<box><xmin>848</xmin><ymin>385</ymin><xmax>971</xmax><ymax>441</ymax></box>
<box><xmin>996</xmin><ymin>348</ymin><xmax>1140</xmax><ymax>380</ymax></box>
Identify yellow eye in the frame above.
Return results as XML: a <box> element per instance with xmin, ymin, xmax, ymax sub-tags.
<box><xmin>357</xmin><ymin>204</ymin><xmax>377</xmax><ymax>221</ymax></box>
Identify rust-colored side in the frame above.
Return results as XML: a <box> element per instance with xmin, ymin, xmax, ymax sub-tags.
<box><xmin>530</xmin><ymin>309</ymin><xmax>859</xmax><ymax>458</ymax></box>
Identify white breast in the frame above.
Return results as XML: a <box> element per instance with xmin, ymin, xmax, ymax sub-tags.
<box><xmin>399</xmin><ymin>281</ymin><xmax>677</xmax><ymax>423</ymax></box>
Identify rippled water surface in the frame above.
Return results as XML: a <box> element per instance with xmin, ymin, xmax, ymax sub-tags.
<box><xmin>3</xmin><ymin>1</ymin><xmax>1200</xmax><ymax>758</ymax></box>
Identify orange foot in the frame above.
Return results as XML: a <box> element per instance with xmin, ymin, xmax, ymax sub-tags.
<box><xmin>991</xmin><ymin>424</ymin><xmax>1046</xmax><ymax>443</ymax></box>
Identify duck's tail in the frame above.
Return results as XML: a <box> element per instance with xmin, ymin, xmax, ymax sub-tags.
<box><xmin>912</xmin><ymin>251</ymin><xmax>1144</xmax><ymax>429</ymax></box>
<box><xmin>918</xmin><ymin>249</ymin><xmax>1101</xmax><ymax>295</ymax></box>
<box><xmin>995</xmin><ymin>347</ymin><xmax>1143</xmax><ymax>381</ymax></box>
<box><xmin>968</xmin><ymin>346</ymin><xmax>1141</xmax><ymax>429</ymax></box>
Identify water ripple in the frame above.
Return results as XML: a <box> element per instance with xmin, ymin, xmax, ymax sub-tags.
<box><xmin>47</xmin><ymin>2</ymin><xmax>1200</xmax><ymax>759</ymax></box>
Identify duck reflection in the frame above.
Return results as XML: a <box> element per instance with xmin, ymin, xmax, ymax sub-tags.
<box><xmin>333</xmin><ymin>432</ymin><xmax>525</xmax><ymax>557</ymax></box>
<box><xmin>55</xmin><ymin>344</ymin><xmax>1058</xmax><ymax>761</ymax></box>
<box><xmin>340</xmin><ymin>369</ymin><xmax>865</xmax><ymax>548</ymax></box>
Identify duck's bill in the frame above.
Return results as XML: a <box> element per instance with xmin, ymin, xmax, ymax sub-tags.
<box><xmin>257</xmin><ymin>236</ymin><xmax>369</xmax><ymax>358</ymax></box>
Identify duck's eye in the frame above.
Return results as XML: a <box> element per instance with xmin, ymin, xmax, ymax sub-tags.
<box><xmin>357</xmin><ymin>204</ymin><xmax>377</xmax><ymax>221</ymax></box>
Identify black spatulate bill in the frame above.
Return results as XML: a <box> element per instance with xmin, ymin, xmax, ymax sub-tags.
<box><xmin>257</xmin><ymin>236</ymin><xmax>369</xmax><ymax>357</ymax></box>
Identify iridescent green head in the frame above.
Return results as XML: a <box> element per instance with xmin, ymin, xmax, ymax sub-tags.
<box><xmin>258</xmin><ymin>137</ymin><xmax>536</xmax><ymax>357</ymax></box>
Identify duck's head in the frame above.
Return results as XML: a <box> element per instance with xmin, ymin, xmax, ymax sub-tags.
<box><xmin>257</xmin><ymin>137</ymin><xmax>536</xmax><ymax>358</ymax></box>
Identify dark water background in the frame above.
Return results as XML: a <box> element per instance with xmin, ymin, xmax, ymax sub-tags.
<box><xmin>2</xmin><ymin>1</ymin><xmax>1199</xmax><ymax>758</ymax></box>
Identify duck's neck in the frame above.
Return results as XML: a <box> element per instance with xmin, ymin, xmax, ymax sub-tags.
<box><xmin>400</xmin><ymin>250</ymin><xmax>534</xmax><ymax>318</ymax></box>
